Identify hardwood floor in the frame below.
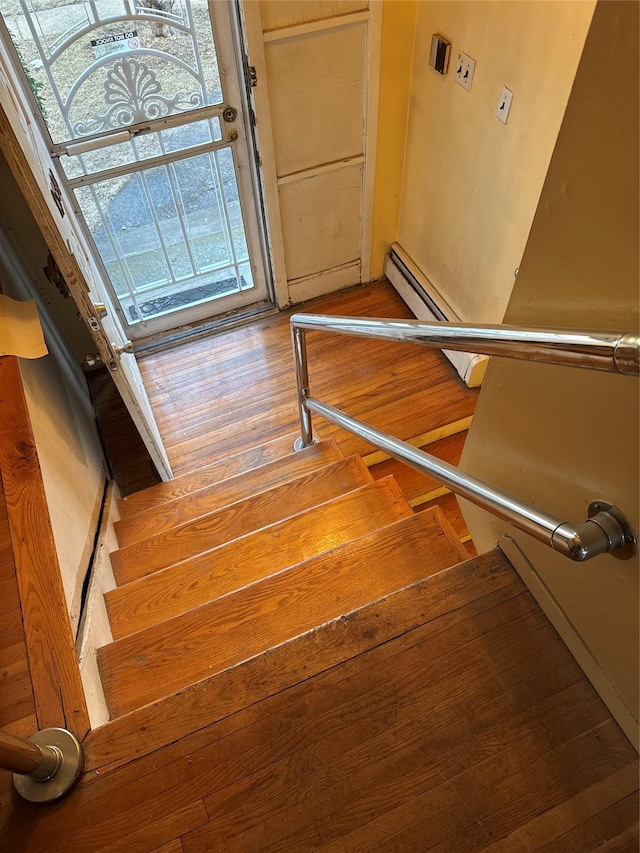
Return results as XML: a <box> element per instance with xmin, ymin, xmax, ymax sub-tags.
<box><xmin>2</xmin><ymin>553</ymin><xmax>637</xmax><ymax>852</ymax></box>
<box><xmin>139</xmin><ymin>280</ymin><xmax>477</xmax><ymax>545</ymax></box>
<box><xmin>139</xmin><ymin>282</ymin><xmax>478</xmax><ymax>475</ymax></box>
<box><xmin>1</xmin><ymin>282</ymin><xmax>637</xmax><ymax>851</ymax></box>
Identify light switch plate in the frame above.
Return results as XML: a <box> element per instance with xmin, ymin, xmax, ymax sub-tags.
<box><xmin>497</xmin><ymin>86</ymin><xmax>514</xmax><ymax>123</ymax></box>
<box><xmin>454</xmin><ymin>52</ymin><xmax>475</xmax><ymax>91</ymax></box>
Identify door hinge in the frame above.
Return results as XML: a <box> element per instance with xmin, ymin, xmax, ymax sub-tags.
<box><xmin>249</xmin><ymin>65</ymin><xmax>258</xmax><ymax>87</ymax></box>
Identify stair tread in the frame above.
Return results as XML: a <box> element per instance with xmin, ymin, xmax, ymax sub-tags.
<box><xmin>114</xmin><ymin>440</ymin><xmax>344</xmax><ymax>547</ymax></box>
<box><xmin>106</xmin><ymin>477</ymin><xmax>414</xmax><ymax>639</ymax></box>
<box><xmin>110</xmin><ymin>455</ymin><xmax>373</xmax><ymax>584</ymax></box>
<box><xmin>117</xmin><ymin>432</ymin><xmax>301</xmax><ymax>519</ymax></box>
<box><xmin>86</xmin><ymin>549</ymin><xmax>518</xmax><ymax>771</ymax></box>
<box><xmin>98</xmin><ymin>509</ymin><xmax>468</xmax><ymax>718</ymax></box>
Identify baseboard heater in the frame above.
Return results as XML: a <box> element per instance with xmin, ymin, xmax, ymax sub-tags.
<box><xmin>384</xmin><ymin>243</ymin><xmax>488</xmax><ymax>388</ymax></box>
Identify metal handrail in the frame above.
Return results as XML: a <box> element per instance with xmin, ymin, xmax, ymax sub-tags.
<box><xmin>290</xmin><ymin>314</ymin><xmax>638</xmax><ymax>562</ymax></box>
<box><xmin>292</xmin><ymin>315</ymin><xmax>639</xmax><ymax>374</ymax></box>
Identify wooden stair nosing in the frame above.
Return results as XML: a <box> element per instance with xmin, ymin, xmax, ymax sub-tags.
<box><xmin>98</xmin><ymin>508</ymin><xmax>470</xmax><ymax>718</ymax></box>
<box><xmin>117</xmin><ymin>432</ymin><xmax>301</xmax><ymax>519</ymax></box>
<box><xmin>85</xmin><ymin>549</ymin><xmax>521</xmax><ymax>775</ymax></box>
<box><xmin>110</xmin><ymin>455</ymin><xmax>374</xmax><ymax>583</ymax></box>
<box><xmin>106</xmin><ymin>476</ymin><xmax>415</xmax><ymax>640</ymax></box>
<box><xmin>114</xmin><ymin>439</ymin><xmax>344</xmax><ymax>547</ymax></box>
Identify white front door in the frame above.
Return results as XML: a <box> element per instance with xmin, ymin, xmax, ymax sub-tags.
<box><xmin>0</xmin><ymin>20</ymin><xmax>172</xmax><ymax>478</ymax></box>
<box><xmin>3</xmin><ymin>0</ymin><xmax>270</xmax><ymax>342</ymax></box>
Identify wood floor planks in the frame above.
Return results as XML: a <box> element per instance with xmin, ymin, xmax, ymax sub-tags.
<box><xmin>3</xmin><ymin>282</ymin><xmax>637</xmax><ymax>850</ymax></box>
<box><xmin>110</xmin><ymin>455</ymin><xmax>372</xmax><ymax>582</ymax></box>
<box><xmin>85</xmin><ymin>551</ymin><xmax>519</xmax><ymax>776</ymax></box>
<box><xmin>99</xmin><ymin>509</ymin><xmax>466</xmax><ymax>717</ymax></box>
<box><xmin>117</xmin><ymin>432</ymin><xmax>299</xmax><ymax>518</ymax></box>
<box><xmin>113</xmin><ymin>438</ymin><xmax>343</xmax><ymax>545</ymax></box>
<box><xmin>4</xmin><ymin>552</ymin><xmax>637</xmax><ymax>850</ymax></box>
<box><xmin>139</xmin><ymin>283</ymin><xmax>478</xmax><ymax>474</ymax></box>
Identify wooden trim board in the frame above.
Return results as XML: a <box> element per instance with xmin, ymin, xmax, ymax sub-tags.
<box><xmin>262</xmin><ymin>11</ymin><xmax>371</xmax><ymax>43</ymax></box>
<box><xmin>362</xmin><ymin>416</ymin><xmax>473</xmax><ymax>467</ymax></box>
<box><xmin>0</xmin><ymin>356</ymin><xmax>89</xmax><ymax>737</ymax></box>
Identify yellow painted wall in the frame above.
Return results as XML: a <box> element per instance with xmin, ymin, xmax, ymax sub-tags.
<box><xmin>396</xmin><ymin>0</ymin><xmax>595</xmax><ymax>322</ymax></box>
<box><xmin>460</xmin><ymin>1</ymin><xmax>639</xmax><ymax>745</ymax></box>
<box><xmin>370</xmin><ymin>0</ymin><xmax>417</xmax><ymax>280</ymax></box>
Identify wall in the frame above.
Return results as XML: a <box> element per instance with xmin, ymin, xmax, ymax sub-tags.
<box><xmin>369</xmin><ymin>0</ymin><xmax>417</xmax><ymax>280</ymax></box>
<box><xmin>17</xmin><ymin>358</ymin><xmax>106</xmax><ymax>633</ymax></box>
<box><xmin>0</xmin><ymin>159</ymin><xmax>106</xmax><ymax>634</ymax></box>
<box><xmin>460</xmin><ymin>1</ymin><xmax>639</xmax><ymax>745</ymax></box>
<box><xmin>397</xmin><ymin>0</ymin><xmax>594</xmax><ymax>323</ymax></box>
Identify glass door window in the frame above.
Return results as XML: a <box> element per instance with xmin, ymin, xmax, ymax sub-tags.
<box><xmin>4</xmin><ymin>0</ymin><xmax>269</xmax><ymax>339</ymax></box>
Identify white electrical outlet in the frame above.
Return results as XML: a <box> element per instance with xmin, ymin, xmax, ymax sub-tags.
<box><xmin>496</xmin><ymin>86</ymin><xmax>514</xmax><ymax>123</ymax></box>
<box><xmin>454</xmin><ymin>52</ymin><xmax>475</xmax><ymax>91</ymax></box>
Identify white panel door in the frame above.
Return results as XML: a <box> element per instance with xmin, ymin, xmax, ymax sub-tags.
<box><xmin>2</xmin><ymin>1</ymin><xmax>270</xmax><ymax>342</ymax></box>
<box><xmin>0</xmin><ymin>27</ymin><xmax>172</xmax><ymax>479</ymax></box>
<box><xmin>243</xmin><ymin>1</ymin><xmax>381</xmax><ymax>304</ymax></box>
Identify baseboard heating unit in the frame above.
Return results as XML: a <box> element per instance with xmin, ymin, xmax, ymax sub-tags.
<box><xmin>384</xmin><ymin>243</ymin><xmax>488</xmax><ymax>388</ymax></box>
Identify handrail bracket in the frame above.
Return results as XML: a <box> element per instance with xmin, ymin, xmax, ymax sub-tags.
<box><xmin>11</xmin><ymin>728</ymin><xmax>83</xmax><ymax>803</ymax></box>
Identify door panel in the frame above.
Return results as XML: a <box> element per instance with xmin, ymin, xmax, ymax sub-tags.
<box><xmin>246</xmin><ymin>2</ymin><xmax>381</xmax><ymax>302</ymax></box>
<box><xmin>0</xmin><ymin>25</ymin><xmax>172</xmax><ymax>479</ymax></box>
<box><xmin>4</xmin><ymin>0</ymin><xmax>269</xmax><ymax>340</ymax></box>
<box><xmin>264</xmin><ymin>22</ymin><xmax>367</xmax><ymax>176</ymax></box>
<box><xmin>278</xmin><ymin>164</ymin><xmax>362</xmax><ymax>280</ymax></box>
<box><xmin>259</xmin><ymin>1</ymin><xmax>368</xmax><ymax>33</ymax></box>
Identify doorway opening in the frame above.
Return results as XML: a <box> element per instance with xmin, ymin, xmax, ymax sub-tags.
<box><xmin>4</xmin><ymin>0</ymin><xmax>272</xmax><ymax>343</ymax></box>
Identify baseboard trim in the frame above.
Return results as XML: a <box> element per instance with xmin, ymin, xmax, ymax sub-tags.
<box><xmin>288</xmin><ymin>260</ymin><xmax>361</xmax><ymax>304</ymax></box>
<box><xmin>384</xmin><ymin>245</ymin><xmax>488</xmax><ymax>388</ymax></box>
<box><xmin>500</xmin><ymin>535</ymin><xmax>639</xmax><ymax>753</ymax></box>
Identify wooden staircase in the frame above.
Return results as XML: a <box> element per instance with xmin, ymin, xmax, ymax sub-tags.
<box><xmin>97</xmin><ymin>434</ymin><xmax>469</xmax><ymax>721</ymax></box>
